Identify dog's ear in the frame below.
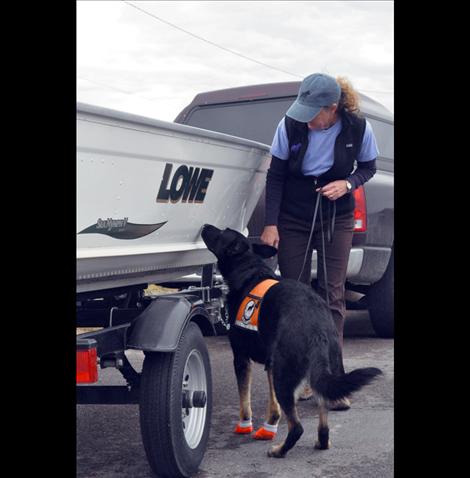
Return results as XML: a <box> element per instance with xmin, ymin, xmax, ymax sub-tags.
<box><xmin>226</xmin><ymin>238</ymin><xmax>250</xmax><ymax>257</ymax></box>
<box><xmin>252</xmin><ymin>243</ymin><xmax>278</xmax><ymax>259</ymax></box>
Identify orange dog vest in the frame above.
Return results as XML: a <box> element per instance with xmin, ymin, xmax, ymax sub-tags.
<box><xmin>235</xmin><ymin>279</ymin><xmax>279</xmax><ymax>332</ymax></box>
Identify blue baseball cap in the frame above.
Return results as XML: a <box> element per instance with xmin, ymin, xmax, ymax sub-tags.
<box><xmin>286</xmin><ymin>73</ymin><xmax>341</xmax><ymax>123</ymax></box>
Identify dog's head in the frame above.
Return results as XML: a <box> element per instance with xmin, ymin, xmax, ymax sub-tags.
<box><xmin>201</xmin><ymin>224</ymin><xmax>277</xmax><ymax>275</ymax></box>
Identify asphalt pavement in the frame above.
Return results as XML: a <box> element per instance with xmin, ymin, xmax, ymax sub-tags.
<box><xmin>77</xmin><ymin>310</ymin><xmax>393</xmax><ymax>477</ymax></box>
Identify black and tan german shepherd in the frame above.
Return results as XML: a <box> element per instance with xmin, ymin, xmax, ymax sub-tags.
<box><xmin>201</xmin><ymin>224</ymin><xmax>382</xmax><ymax>458</ymax></box>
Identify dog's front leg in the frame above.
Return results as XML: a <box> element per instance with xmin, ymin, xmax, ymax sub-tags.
<box><xmin>252</xmin><ymin>368</ymin><xmax>281</xmax><ymax>440</ymax></box>
<box><xmin>233</xmin><ymin>355</ymin><xmax>253</xmax><ymax>434</ymax></box>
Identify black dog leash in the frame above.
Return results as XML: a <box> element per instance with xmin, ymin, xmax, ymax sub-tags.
<box><xmin>327</xmin><ymin>201</ymin><xmax>336</xmax><ymax>243</ymax></box>
<box><xmin>297</xmin><ymin>188</ymin><xmax>335</xmax><ymax>308</ymax></box>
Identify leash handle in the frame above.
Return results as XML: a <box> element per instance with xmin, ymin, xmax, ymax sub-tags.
<box><xmin>296</xmin><ymin>188</ymin><xmax>331</xmax><ymax>309</ymax></box>
<box><xmin>330</xmin><ymin>201</ymin><xmax>336</xmax><ymax>244</ymax></box>
<box><xmin>297</xmin><ymin>191</ymin><xmax>321</xmax><ymax>282</ymax></box>
<box><xmin>319</xmin><ymin>201</ymin><xmax>330</xmax><ymax>308</ymax></box>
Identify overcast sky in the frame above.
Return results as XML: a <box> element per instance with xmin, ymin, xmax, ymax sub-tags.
<box><xmin>77</xmin><ymin>1</ymin><xmax>393</xmax><ymax>122</ymax></box>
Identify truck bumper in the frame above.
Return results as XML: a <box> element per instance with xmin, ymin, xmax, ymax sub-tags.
<box><xmin>347</xmin><ymin>246</ymin><xmax>392</xmax><ymax>285</ymax></box>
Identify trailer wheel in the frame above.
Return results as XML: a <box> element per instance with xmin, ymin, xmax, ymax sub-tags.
<box><xmin>367</xmin><ymin>247</ymin><xmax>394</xmax><ymax>338</ymax></box>
<box><xmin>139</xmin><ymin>322</ymin><xmax>212</xmax><ymax>478</ymax></box>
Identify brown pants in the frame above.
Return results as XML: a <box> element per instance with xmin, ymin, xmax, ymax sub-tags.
<box><xmin>277</xmin><ymin>209</ymin><xmax>354</xmax><ymax>349</ymax></box>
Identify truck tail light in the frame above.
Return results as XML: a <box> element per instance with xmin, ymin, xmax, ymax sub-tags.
<box><xmin>77</xmin><ymin>339</ymin><xmax>98</xmax><ymax>384</ymax></box>
<box><xmin>353</xmin><ymin>186</ymin><xmax>367</xmax><ymax>232</ymax></box>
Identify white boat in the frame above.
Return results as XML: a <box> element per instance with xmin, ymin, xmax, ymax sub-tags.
<box><xmin>77</xmin><ymin>103</ymin><xmax>271</xmax><ymax>293</ymax></box>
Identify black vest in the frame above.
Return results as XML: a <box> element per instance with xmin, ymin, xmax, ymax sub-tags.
<box><xmin>280</xmin><ymin>110</ymin><xmax>366</xmax><ymax>222</ymax></box>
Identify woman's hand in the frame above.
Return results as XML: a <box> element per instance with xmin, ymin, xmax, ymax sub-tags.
<box><xmin>260</xmin><ymin>225</ymin><xmax>280</xmax><ymax>249</ymax></box>
<box><xmin>316</xmin><ymin>180</ymin><xmax>348</xmax><ymax>201</ymax></box>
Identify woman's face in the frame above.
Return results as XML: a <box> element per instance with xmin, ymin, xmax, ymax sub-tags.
<box><xmin>307</xmin><ymin>104</ymin><xmax>338</xmax><ymax>130</ymax></box>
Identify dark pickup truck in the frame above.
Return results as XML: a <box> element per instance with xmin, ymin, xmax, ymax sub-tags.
<box><xmin>175</xmin><ymin>81</ymin><xmax>394</xmax><ymax>337</ymax></box>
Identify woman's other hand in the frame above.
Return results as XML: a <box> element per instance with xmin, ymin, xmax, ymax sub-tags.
<box><xmin>260</xmin><ymin>225</ymin><xmax>280</xmax><ymax>249</ymax></box>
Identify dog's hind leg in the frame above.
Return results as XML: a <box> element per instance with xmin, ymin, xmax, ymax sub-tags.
<box><xmin>314</xmin><ymin>399</ymin><xmax>331</xmax><ymax>450</ymax></box>
<box><xmin>267</xmin><ymin>376</ymin><xmax>304</xmax><ymax>458</ymax></box>
<box><xmin>267</xmin><ymin>401</ymin><xmax>303</xmax><ymax>458</ymax></box>
<box><xmin>233</xmin><ymin>354</ymin><xmax>253</xmax><ymax>434</ymax></box>
<box><xmin>253</xmin><ymin>368</ymin><xmax>281</xmax><ymax>440</ymax></box>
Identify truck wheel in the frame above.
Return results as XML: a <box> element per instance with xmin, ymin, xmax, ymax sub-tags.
<box><xmin>139</xmin><ymin>322</ymin><xmax>212</xmax><ymax>478</ymax></box>
<box><xmin>367</xmin><ymin>248</ymin><xmax>394</xmax><ymax>338</ymax></box>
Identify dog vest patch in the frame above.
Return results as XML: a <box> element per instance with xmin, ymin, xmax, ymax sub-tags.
<box><xmin>235</xmin><ymin>279</ymin><xmax>279</xmax><ymax>332</ymax></box>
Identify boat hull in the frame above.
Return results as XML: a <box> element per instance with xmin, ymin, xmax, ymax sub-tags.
<box><xmin>77</xmin><ymin>103</ymin><xmax>271</xmax><ymax>293</ymax></box>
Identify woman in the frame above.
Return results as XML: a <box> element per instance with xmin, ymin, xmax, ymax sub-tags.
<box><xmin>260</xmin><ymin>73</ymin><xmax>379</xmax><ymax>410</ymax></box>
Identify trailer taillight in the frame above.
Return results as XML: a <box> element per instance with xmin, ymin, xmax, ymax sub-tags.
<box><xmin>353</xmin><ymin>186</ymin><xmax>367</xmax><ymax>232</ymax></box>
<box><xmin>77</xmin><ymin>339</ymin><xmax>98</xmax><ymax>384</ymax></box>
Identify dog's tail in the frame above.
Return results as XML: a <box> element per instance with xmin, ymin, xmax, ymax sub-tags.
<box><xmin>314</xmin><ymin>368</ymin><xmax>382</xmax><ymax>402</ymax></box>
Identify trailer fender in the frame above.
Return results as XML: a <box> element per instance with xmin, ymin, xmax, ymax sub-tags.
<box><xmin>127</xmin><ymin>295</ymin><xmax>214</xmax><ymax>352</ymax></box>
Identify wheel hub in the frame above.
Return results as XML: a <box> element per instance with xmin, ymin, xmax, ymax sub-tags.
<box><xmin>182</xmin><ymin>390</ymin><xmax>207</xmax><ymax>409</ymax></box>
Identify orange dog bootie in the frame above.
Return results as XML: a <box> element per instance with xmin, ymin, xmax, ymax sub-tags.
<box><xmin>253</xmin><ymin>422</ymin><xmax>278</xmax><ymax>440</ymax></box>
<box><xmin>234</xmin><ymin>419</ymin><xmax>253</xmax><ymax>434</ymax></box>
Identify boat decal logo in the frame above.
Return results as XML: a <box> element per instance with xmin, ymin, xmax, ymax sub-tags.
<box><xmin>78</xmin><ymin>218</ymin><xmax>167</xmax><ymax>240</ymax></box>
<box><xmin>157</xmin><ymin>163</ymin><xmax>214</xmax><ymax>204</ymax></box>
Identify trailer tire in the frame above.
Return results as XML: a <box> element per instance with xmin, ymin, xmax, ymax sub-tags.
<box><xmin>139</xmin><ymin>322</ymin><xmax>212</xmax><ymax>478</ymax></box>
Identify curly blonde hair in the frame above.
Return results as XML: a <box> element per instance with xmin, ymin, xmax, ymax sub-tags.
<box><xmin>336</xmin><ymin>76</ymin><xmax>361</xmax><ymax>114</ymax></box>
